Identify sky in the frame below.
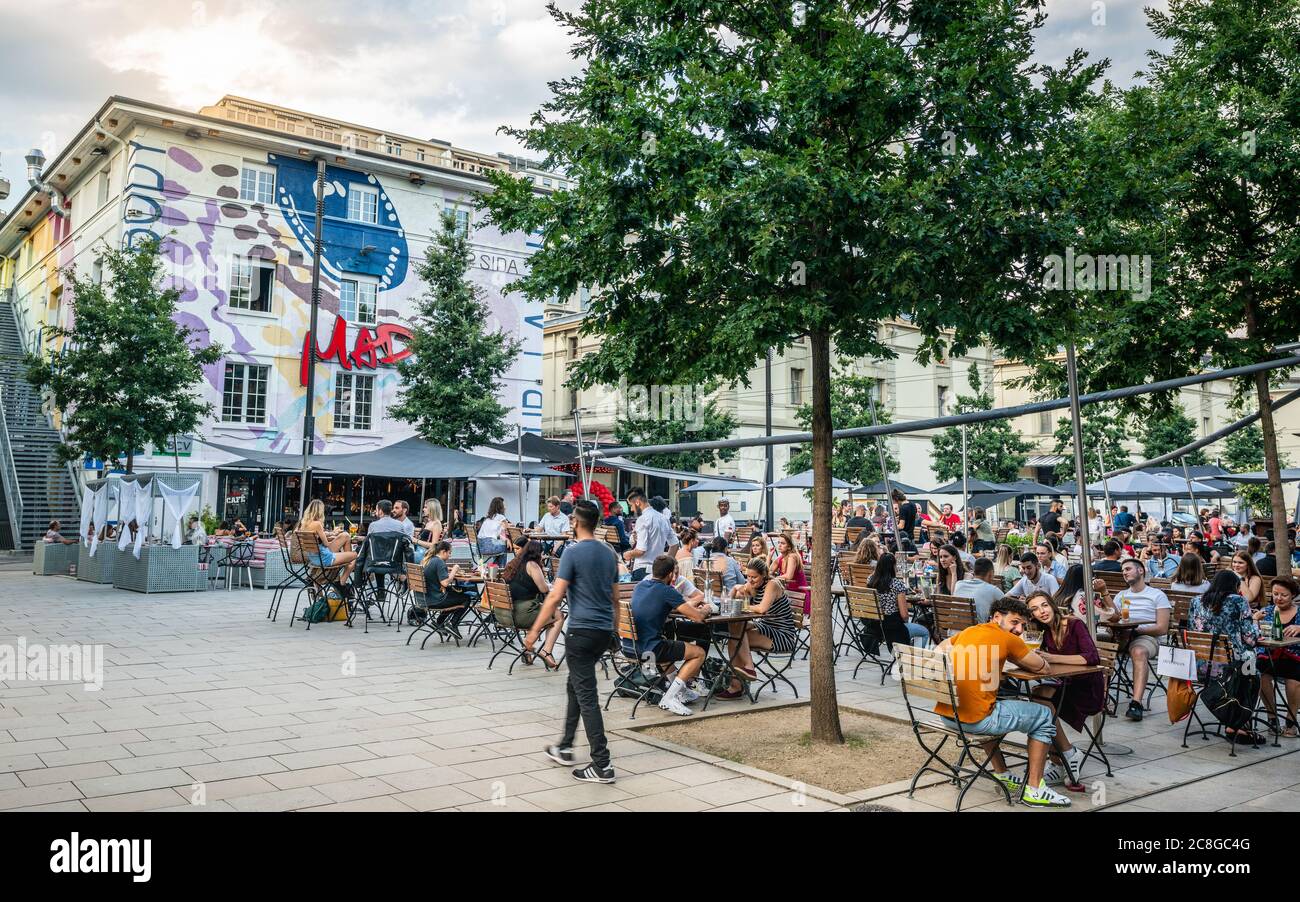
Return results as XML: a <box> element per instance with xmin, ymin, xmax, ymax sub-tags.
<box><xmin>0</xmin><ymin>0</ymin><xmax>1167</xmax><ymax>214</ymax></box>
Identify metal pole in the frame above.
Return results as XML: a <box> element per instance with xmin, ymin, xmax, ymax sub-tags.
<box><xmin>1066</xmin><ymin>344</ymin><xmax>1097</xmax><ymax>639</ymax></box>
<box><xmin>765</xmin><ymin>349</ymin><xmax>774</xmax><ymax>532</ymax></box>
<box><xmin>1097</xmin><ymin>446</ymin><xmax>1113</xmax><ymax>537</ymax></box>
<box><xmin>960</xmin><ymin>423</ymin><xmax>971</xmax><ymax>536</ymax></box>
<box><xmin>1180</xmin><ymin>456</ymin><xmax>1198</xmax><ymax>518</ymax></box>
<box><xmin>573</xmin><ymin>408</ymin><xmax>590</xmax><ymax>501</ymax></box>
<box><xmin>866</xmin><ymin>391</ymin><xmax>906</xmax><ymax>556</ymax></box>
<box><xmin>516</xmin><ymin>423</ymin><xmax>525</xmax><ymax>523</ymax></box>
<box><xmin>297</xmin><ymin>156</ymin><xmax>327</xmax><ymax>519</ymax></box>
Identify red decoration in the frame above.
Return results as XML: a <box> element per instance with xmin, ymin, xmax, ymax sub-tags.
<box><xmin>300</xmin><ymin>314</ymin><xmax>413</xmax><ymax>385</ymax></box>
<box><xmin>570</xmin><ymin>481</ymin><xmax>615</xmax><ymax>516</ymax></box>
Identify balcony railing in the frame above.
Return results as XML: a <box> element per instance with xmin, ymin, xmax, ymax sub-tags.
<box><xmin>0</xmin><ymin>386</ymin><xmax>24</xmax><ymax>550</ymax></box>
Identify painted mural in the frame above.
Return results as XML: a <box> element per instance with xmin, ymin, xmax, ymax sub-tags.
<box><xmin>102</xmin><ymin>130</ymin><xmax>545</xmax><ymax>458</ymax></box>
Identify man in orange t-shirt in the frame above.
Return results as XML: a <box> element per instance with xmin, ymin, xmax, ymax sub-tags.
<box><xmin>934</xmin><ymin>597</ymin><xmax>1070</xmax><ymax>808</ymax></box>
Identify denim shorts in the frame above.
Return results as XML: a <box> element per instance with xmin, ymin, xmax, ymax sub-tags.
<box><xmin>309</xmin><ymin>547</ymin><xmax>335</xmax><ymax>568</ymax></box>
<box><xmin>943</xmin><ymin>698</ymin><xmax>1056</xmax><ymax>744</ymax></box>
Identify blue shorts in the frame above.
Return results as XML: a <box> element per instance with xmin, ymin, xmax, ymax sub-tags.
<box><xmin>309</xmin><ymin>547</ymin><xmax>335</xmax><ymax>568</ymax></box>
<box><xmin>943</xmin><ymin>699</ymin><xmax>1056</xmax><ymax>744</ymax></box>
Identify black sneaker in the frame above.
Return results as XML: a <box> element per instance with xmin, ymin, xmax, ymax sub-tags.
<box><xmin>1126</xmin><ymin>700</ymin><xmax>1144</xmax><ymax>721</ymax></box>
<box><xmin>572</xmin><ymin>763</ymin><xmax>616</xmax><ymax>784</ymax></box>
<box><xmin>544</xmin><ymin>745</ymin><xmax>578</xmax><ymax>766</ymax></box>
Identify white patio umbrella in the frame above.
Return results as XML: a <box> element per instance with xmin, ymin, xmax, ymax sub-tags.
<box><xmin>767</xmin><ymin>469</ymin><xmax>852</xmax><ymax>490</ymax></box>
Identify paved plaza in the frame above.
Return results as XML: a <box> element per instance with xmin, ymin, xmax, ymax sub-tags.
<box><xmin>1</xmin><ymin>570</ymin><xmax>1296</xmax><ymax>813</ymax></box>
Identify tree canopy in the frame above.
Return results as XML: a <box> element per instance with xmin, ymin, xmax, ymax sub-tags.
<box><xmin>930</xmin><ymin>363</ymin><xmax>1033</xmax><ymax>484</ymax></box>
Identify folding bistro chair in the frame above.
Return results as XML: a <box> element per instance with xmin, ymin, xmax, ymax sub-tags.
<box><xmin>895</xmin><ymin>644</ymin><xmax>1020</xmax><ymax>812</ymax></box>
<box><xmin>752</xmin><ymin>588</ymin><xmax>804</xmax><ymax>700</ymax></box>
<box><xmin>352</xmin><ymin>532</ymin><xmax>410</xmax><ymax>633</ymax></box>
<box><xmin>1075</xmin><ymin>639</ymin><xmax>1117</xmax><ymax>778</ymax></box>
<box><xmin>403</xmin><ymin>562</ymin><xmax>465</xmax><ymax>649</ymax></box>
<box><xmin>836</xmin><ymin>561</ymin><xmax>876</xmax><ymax>658</ymax></box>
<box><xmin>604</xmin><ymin>591</ymin><xmax>662</xmax><ymax>719</ymax></box>
<box><xmin>483</xmin><ymin>581</ymin><xmax>554</xmax><ymax>673</ymax></box>
<box><xmin>221</xmin><ymin>539</ymin><xmax>255</xmax><ymax>590</ymax></box>
<box><xmin>734</xmin><ymin>526</ymin><xmax>755</xmax><ymax>551</ymax></box>
<box><xmin>931</xmin><ymin>594</ymin><xmax>977</xmax><ymax>640</ymax></box>
<box><xmin>1180</xmin><ymin>630</ymin><xmax>1259</xmax><ymax>757</ymax></box>
<box><xmin>267</xmin><ymin>536</ymin><xmax>308</xmax><ymax>622</ymax></box>
<box><xmin>844</xmin><ymin>586</ymin><xmax>896</xmax><ymax>683</ymax></box>
<box><xmin>291</xmin><ymin>531</ymin><xmax>349</xmax><ymax>631</ymax></box>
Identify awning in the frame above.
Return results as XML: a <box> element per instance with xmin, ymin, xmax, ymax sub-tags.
<box><xmin>966</xmin><ymin>492</ymin><xmax>1019</xmax><ymax>510</ymax></box>
<box><xmin>767</xmin><ymin>469</ymin><xmax>852</xmax><ymax>490</ymax></box>
<box><xmin>1218</xmin><ymin>468</ymin><xmax>1300</xmax><ymax>484</ymax></box>
<box><xmin>200</xmin><ymin>436</ymin><xmax>514</xmax><ymax>479</ymax></box>
<box><xmin>998</xmin><ymin>479</ymin><xmax>1063</xmax><ymax>497</ymax></box>
<box><xmin>1024</xmin><ymin>454</ymin><xmax>1065</xmax><ymax>467</ymax></box>
<box><xmin>679</xmin><ymin>478</ymin><xmax>763</xmax><ymax>493</ymax></box>
<box><xmin>851</xmin><ymin>480</ymin><xmax>928</xmax><ymax>496</ymax></box>
<box><xmin>598</xmin><ymin>456</ymin><xmax>761</xmax><ymax>488</ymax></box>
<box><xmin>486</xmin><ymin>434</ymin><xmax>580</xmax><ymax>463</ymax></box>
<box><xmin>930</xmin><ymin>477</ymin><xmax>1012</xmax><ymax>494</ymax></box>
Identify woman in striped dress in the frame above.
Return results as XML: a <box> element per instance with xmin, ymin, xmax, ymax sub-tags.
<box><xmin>717</xmin><ymin>558</ymin><xmax>798</xmax><ymax>700</ymax></box>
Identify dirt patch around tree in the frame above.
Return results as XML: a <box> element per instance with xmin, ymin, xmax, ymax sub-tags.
<box><xmin>642</xmin><ymin>705</ymin><xmax>930</xmax><ymax>795</ymax></box>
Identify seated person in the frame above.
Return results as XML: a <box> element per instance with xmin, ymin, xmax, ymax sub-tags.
<box><xmin>214</xmin><ymin>520</ymin><xmax>234</xmax><ymax>538</ymax></box>
<box><xmin>500</xmin><ymin>537</ymin><xmax>565</xmax><ymax>667</ymax></box>
<box><xmin>1035</xmin><ymin>541</ymin><xmax>1066</xmax><ymax>581</ymax></box>
<box><xmin>44</xmin><ymin>520</ymin><xmax>78</xmax><ymax>545</ymax></box>
<box><xmin>631</xmin><ymin>554</ymin><xmax>710</xmax><ymax>716</ymax></box>
<box><xmin>1092</xmin><ymin>540</ymin><xmax>1123</xmax><ymax>571</ymax></box>
<box><xmin>603</xmin><ymin>502</ymin><xmax>632</xmax><ymax>553</ymax></box>
<box><xmin>950</xmin><ymin>531</ymin><xmax>976</xmax><ymax>567</ymax></box>
<box><xmin>1107</xmin><ymin>558</ymin><xmax>1171</xmax><ymax>722</ymax></box>
<box><xmin>420</xmin><ymin>541</ymin><xmax>475</xmax><ymax>633</ymax></box>
<box><xmin>706</xmin><ymin>537</ymin><xmax>746</xmax><ymax>592</ymax></box>
<box><xmin>298</xmin><ymin>499</ymin><xmax>358</xmax><ymax>587</ymax></box>
<box><xmin>717</xmin><ymin>558</ymin><xmax>799</xmax><ymax>699</ymax></box>
<box><xmin>953</xmin><ymin>558</ymin><xmax>1006</xmax><ymax>623</ymax></box>
<box><xmin>1253</xmin><ymin>576</ymin><xmax>1300</xmax><ymax>737</ymax></box>
<box><xmin>1007</xmin><ymin>553</ymin><xmax>1060</xmax><ymax>599</ymax></box>
<box><xmin>539</xmin><ymin>496</ymin><xmax>571</xmax><ymax>537</ymax></box>
<box><xmin>185</xmin><ymin>515</ymin><xmax>208</xmax><ymax>546</ymax></box>
<box><xmin>866</xmin><ymin>552</ymin><xmax>930</xmax><ymax>648</ymax></box>
<box><xmin>934</xmin><ymin>598</ymin><xmax>1071</xmax><ymax>808</ymax></box>
<box><xmin>232</xmin><ymin>519</ymin><xmax>249</xmax><ymax>538</ymax></box>
<box><xmin>1025</xmin><ymin>591</ymin><xmax>1105</xmax><ymax>785</ymax></box>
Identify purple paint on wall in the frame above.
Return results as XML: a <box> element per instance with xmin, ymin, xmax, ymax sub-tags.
<box><xmin>162</xmin><ymin>179</ymin><xmax>190</xmax><ymax>201</ymax></box>
<box><xmin>168</xmin><ymin>147</ymin><xmax>203</xmax><ymax>173</ymax></box>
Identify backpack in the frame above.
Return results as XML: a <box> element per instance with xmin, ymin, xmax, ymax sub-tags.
<box><xmin>302</xmin><ymin>598</ymin><xmax>331</xmax><ymax>624</ymax></box>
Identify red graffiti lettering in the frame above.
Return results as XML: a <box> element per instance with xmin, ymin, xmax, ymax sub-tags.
<box><xmin>299</xmin><ymin>316</ymin><xmax>414</xmax><ymax>385</ymax></box>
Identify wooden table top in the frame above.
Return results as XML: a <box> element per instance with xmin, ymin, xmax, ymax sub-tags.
<box><xmin>1004</xmin><ymin>663</ymin><xmax>1104</xmax><ymax>680</ymax></box>
<box><xmin>1257</xmin><ymin>636</ymin><xmax>1300</xmax><ymax>649</ymax></box>
<box><xmin>704</xmin><ymin>612</ymin><xmax>759</xmax><ymax>624</ymax></box>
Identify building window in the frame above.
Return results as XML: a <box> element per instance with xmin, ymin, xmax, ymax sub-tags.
<box><xmin>91</xmin><ymin>260</ymin><xmax>103</xmax><ymax>285</ymax></box>
<box><xmin>870</xmin><ymin>377</ymin><xmax>885</xmax><ymax>406</ymax></box>
<box><xmin>578</xmin><ymin>285</ymin><xmax>590</xmax><ymax>311</ymax></box>
<box><xmin>334</xmin><ymin>372</ymin><xmax>374</xmax><ymax>431</ymax></box>
<box><xmin>542</xmin><ymin>177</ymin><xmax>553</xmax><ymax>188</ymax></box>
<box><xmin>1038</xmin><ymin>411</ymin><xmax>1054</xmax><ymax>434</ymax></box>
<box><xmin>1203</xmin><ymin>415</ymin><xmax>1212</xmax><ymax>436</ymax></box>
<box><xmin>790</xmin><ymin>367</ymin><xmax>805</xmax><ymax>406</ymax></box>
<box><xmin>221</xmin><ymin>363</ymin><xmax>269</xmax><ymax>424</ymax></box>
<box><xmin>385</xmin><ymin>141</ymin><xmax>402</xmax><ymax>156</ymax></box>
<box><xmin>230</xmin><ymin>255</ymin><xmax>274</xmax><ymax>312</ymax></box>
<box><xmin>444</xmin><ymin>206</ymin><xmax>470</xmax><ymax>237</ymax></box>
<box><xmin>339</xmin><ymin>278</ymin><xmax>377</xmax><ymax>325</ymax></box>
<box><xmin>239</xmin><ymin>165</ymin><xmax>275</xmax><ymax>205</ymax></box>
<box><xmin>97</xmin><ymin>168</ymin><xmax>111</xmax><ymax>207</ymax></box>
<box><xmin>347</xmin><ymin>185</ymin><xmax>379</xmax><ymax>224</ymax></box>
<box><xmin>416</xmin><ymin>148</ymin><xmax>426</xmax><ymax>162</ymax></box>
<box><xmin>936</xmin><ymin>384</ymin><xmax>950</xmax><ymax>417</ymax></box>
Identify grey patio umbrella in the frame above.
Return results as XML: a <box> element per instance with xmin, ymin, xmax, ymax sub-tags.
<box><xmin>929</xmin><ymin>477</ymin><xmax>1010</xmax><ymax>494</ymax></box>
<box><xmin>767</xmin><ymin>469</ymin><xmax>852</xmax><ymax>490</ymax></box>
<box><xmin>852</xmin><ymin>479</ymin><xmax>927</xmax><ymax>495</ymax></box>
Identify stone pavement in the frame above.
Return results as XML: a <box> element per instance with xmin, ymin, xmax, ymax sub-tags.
<box><xmin>0</xmin><ymin>572</ymin><xmax>1295</xmax><ymax>812</ymax></box>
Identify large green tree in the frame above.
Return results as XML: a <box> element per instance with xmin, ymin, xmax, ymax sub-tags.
<box><xmin>478</xmin><ymin>0</ymin><xmax>1102</xmax><ymax>742</ymax></box>
<box><xmin>1223</xmin><ymin>420</ymin><xmax>1289</xmax><ymax>515</ymax></box>
<box><xmin>25</xmin><ymin>237</ymin><xmax>222</xmax><ymax>472</ymax></box>
<box><xmin>1139</xmin><ymin>405</ymin><xmax>1207</xmax><ymax>466</ymax></box>
<box><xmin>930</xmin><ymin>364</ymin><xmax>1033</xmax><ymax>483</ymax></box>
<box><xmin>392</xmin><ymin>212</ymin><xmax>521</xmax><ymax>447</ymax></box>
<box><xmin>787</xmin><ymin>370</ymin><xmax>899</xmax><ymax>487</ymax></box>
<box><xmin>613</xmin><ymin>396</ymin><xmax>738</xmax><ymax>472</ymax></box>
<box><xmin>1051</xmin><ymin>405</ymin><xmax>1131</xmax><ymax>484</ymax></box>
<box><xmin>1014</xmin><ymin>0</ymin><xmax>1300</xmax><ymax>575</ymax></box>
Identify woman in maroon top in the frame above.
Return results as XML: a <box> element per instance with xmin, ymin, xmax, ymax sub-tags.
<box><xmin>1025</xmin><ymin>591</ymin><xmax>1105</xmax><ymax>785</ymax></box>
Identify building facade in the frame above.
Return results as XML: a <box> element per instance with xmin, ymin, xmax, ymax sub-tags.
<box><xmin>0</xmin><ymin>95</ymin><xmax>559</xmax><ymax>529</ymax></box>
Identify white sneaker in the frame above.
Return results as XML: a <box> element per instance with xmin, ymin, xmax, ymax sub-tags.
<box><xmin>1042</xmin><ymin>762</ymin><xmax>1068</xmax><ymax>785</ymax></box>
<box><xmin>679</xmin><ymin>686</ymin><xmax>701</xmax><ymax>704</ymax></box>
<box><xmin>1021</xmin><ymin>779</ymin><xmax>1071</xmax><ymax>808</ymax></box>
<box><xmin>659</xmin><ymin>695</ymin><xmax>693</xmax><ymax>716</ymax></box>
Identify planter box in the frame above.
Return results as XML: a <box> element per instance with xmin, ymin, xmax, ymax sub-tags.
<box><xmin>112</xmin><ymin>543</ymin><xmax>203</xmax><ymax>594</ymax></box>
<box><xmin>34</xmin><ymin>542</ymin><xmax>79</xmax><ymax>576</ymax></box>
<box><xmin>77</xmin><ymin>543</ymin><xmax>122</xmax><ymax>584</ymax></box>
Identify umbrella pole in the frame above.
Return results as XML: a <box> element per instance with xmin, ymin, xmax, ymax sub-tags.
<box><xmin>867</xmin><ymin>392</ymin><xmax>906</xmax><ymax>557</ymax></box>
<box><xmin>961</xmin><ymin>424</ymin><xmax>971</xmax><ymax>539</ymax></box>
<box><xmin>1097</xmin><ymin>446</ymin><xmax>1113</xmax><ymax>538</ymax></box>
<box><xmin>1181</xmin><ymin>456</ymin><xmax>1198</xmax><ymax>520</ymax></box>
<box><xmin>573</xmin><ymin>408</ymin><xmax>590</xmax><ymax>502</ymax></box>
<box><xmin>516</xmin><ymin>424</ymin><xmax>525</xmax><ymax>524</ymax></box>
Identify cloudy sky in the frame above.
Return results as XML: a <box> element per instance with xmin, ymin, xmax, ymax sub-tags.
<box><xmin>0</xmin><ymin>0</ymin><xmax>1166</xmax><ymax>214</ymax></box>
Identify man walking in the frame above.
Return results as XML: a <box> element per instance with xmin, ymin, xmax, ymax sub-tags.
<box><xmin>624</xmin><ymin>487</ymin><xmax>673</xmax><ymax>581</ymax></box>
<box><xmin>529</xmin><ymin>500</ymin><xmax>620</xmax><ymax>784</ymax></box>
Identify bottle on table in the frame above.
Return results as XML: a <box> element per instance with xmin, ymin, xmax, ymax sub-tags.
<box><xmin>1273</xmin><ymin>607</ymin><xmax>1284</xmax><ymax>641</ymax></box>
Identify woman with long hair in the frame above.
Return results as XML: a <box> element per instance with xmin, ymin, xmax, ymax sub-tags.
<box><xmin>1231</xmin><ymin>551</ymin><xmax>1264</xmax><ymax>608</ymax></box>
<box><xmin>1025</xmin><ymin>591</ymin><xmax>1104</xmax><ymax>784</ymax></box>
<box><xmin>993</xmin><ymin>543</ymin><xmax>1018</xmax><ymax>589</ymax></box>
<box><xmin>1191</xmin><ymin>570</ymin><xmax>1258</xmax><ymax>676</ymax></box>
<box><xmin>708</xmin><ymin>536</ymin><xmax>746</xmax><ymax>592</ymax></box>
<box><xmin>499</xmin><ymin>536</ymin><xmax>565</xmax><ymax>667</ymax></box>
<box><xmin>476</xmin><ymin>496</ymin><xmax>511</xmax><ymax>558</ymax></box>
<box><xmin>717</xmin><ymin>558</ymin><xmax>798</xmax><ymax>699</ymax></box>
<box><xmin>772</xmin><ymin>533</ymin><xmax>809</xmax><ymax>612</ymax></box>
<box><xmin>866</xmin><ymin>553</ymin><xmax>930</xmax><ymax>648</ymax></box>
<box><xmin>1053</xmin><ymin>563</ymin><xmax>1115</xmax><ymax>625</ymax></box>
<box><xmin>676</xmin><ymin>527</ymin><xmax>702</xmax><ymax>569</ymax></box>
<box><xmin>936</xmin><ymin>544</ymin><xmax>965</xmax><ymax>595</ymax></box>
<box><xmin>299</xmin><ymin>498</ymin><xmax>358</xmax><ymax>584</ymax></box>
<box><xmin>1170</xmin><ymin>552</ymin><xmax>1209</xmax><ymax>594</ymax></box>
<box><xmin>852</xmin><ymin>534</ymin><xmax>883</xmax><ymax>564</ymax></box>
<box><xmin>412</xmin><ymin>498</ymin><xmax>444</xmax><ymax>564</ymax></box>
<box><xmin>1252</xmin><ymin>577</ymin><xmax>1300</xmax><ymax>737</ymax></box>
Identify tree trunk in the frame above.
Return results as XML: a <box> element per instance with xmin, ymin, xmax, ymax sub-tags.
<box><xmin>1254</xmin><ymin>371</ymin><xmax>1292</xmax><ymax>577</ymax></box>
<box><xmin>125</xmin><ymin>449</ymin><xmax>134</xmax><ymax>475</ymax></box>
<box><xmin>808</xmin><ymin>328</ymin><xmax>843</xmax><ymax>744</ymax></box>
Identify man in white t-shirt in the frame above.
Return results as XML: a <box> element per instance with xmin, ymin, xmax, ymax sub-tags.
<box><xmin>624</xmin><ymin>487</ymin><xmax>674</xmax><ymax>580</ymax></box>
<box><xmin>714</xmin><ymin>499</ymin><xmax>736</xmax><ymax>545</ymax></box>
<box><xmin>1007</xmin><ymin>553</ymin><xmax>1060</xmax><ymax>599</ymax></box>
<box><xmin>1107</xmin><ymin>558</ymin><xmax>1171</xmax><ymax>723</ymax></box>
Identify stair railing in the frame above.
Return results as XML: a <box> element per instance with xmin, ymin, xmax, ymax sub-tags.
<box><xmin>0</xmin><ymin>385</ymin><xmax>25</xmax><ymax>551</ymax></box>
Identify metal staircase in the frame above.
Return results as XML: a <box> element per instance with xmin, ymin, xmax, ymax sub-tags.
<box><xmin>0</xmin><ymin>291</ymin><xmax>80</xmax><ymax>549</ymax></box>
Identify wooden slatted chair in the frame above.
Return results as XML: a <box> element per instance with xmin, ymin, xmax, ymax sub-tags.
<box><xmin>994</xmin><ymin>527</ymin><xmax>1010</xmax><ymax>545</ymax></box>
<box><xmin>1097</xmin><ymin>570</ymin><xmax>1129</xmax><ymax>595</ymax></box>
<box><xmin>786</xmin><ymin>587</ymin><xmax>810</xmax><ymax>662</ymax></box>
<box><xmin>483</xmin><ymin>581</ymin><xmax>544</xmax><ymax>673</ymax></box>
<box><xmin>1075</xmin><ymin>639</ymin><xmax>1117</xmax><ymax>779</ymax></box>
<box><xmin>838</xmin><ymin>561</ymin><xmax>875</xmax><ymax>588</ymax></box>
<box><xmin>834</xmin><ymin>561</ymin><xmax>875</xmax><ymax>658</ymax></box>
<box><xmin>895</xmin><ymin>644</ymin><xmax>1020</xmax><ymax>811</ymax></box>
<box><xmin>692</xmin><ymin>566</ymin><xmax>723</xmax><ymax>599</ymax></box>
<box><xmin>402</xmin><ymin>562</ymin><xmax>466</xmax><ymax>649</ymax></box>
<box><xmin>752</xmin><ymin>587</ymin><xmax>803</xmax><ymax>700</ymax></box>
<box><xmin>845</xmin><ymin>526</ymin><xmax>864</xmax><ymax>547</ymax></box>
<box><xmin>291</xmin><ymin>531</ymin><xmax>348</xmax><ymax>631</ymax></box>
<box><xmin>931</xmin><ymin>593</ymin><xmax>978</xmax><ymax>638</ymax></box>
<box><xmin>1181</xmin><ymin>630</ymin><xmax>1256</xmax><ymax>756</ymax></box>
<box><xmin>603</xmin><ymin>586</ymin><xmax>662</xmax><ymax>719</ymax></box>
<box><xmin>735</xmin><ymin>525</ymin><xmax>755</xmax><ymax>550</ymax></box>
<box><xmin>830</xmin><ymin>527</ymin><xmax>848</xmax><ymax>549</ymax></box>
<box><xmin>845</xmin><ymin>585</ymin><xmax>895</xmax><ymax>683</ymax></box>
<box><xmin>1167</xmin><ymin>590</ymin><xmax>1198</xmax><ymax>629</ymax></box>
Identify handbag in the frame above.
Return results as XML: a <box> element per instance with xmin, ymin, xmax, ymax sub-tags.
<box><xmin>1166</xmin><ymin>678</ymin><xmax>1196</xmax><ymax>723</ymax></box>
<box><xmin>1157</xmin><ymin>644</ymin><xmax>1196</xmax><ymax>681</ymax></box>
<box><xmin>1198</xmin><ymin>633</ymin><xmax>1260</xmax><ymax>731</ymax></box>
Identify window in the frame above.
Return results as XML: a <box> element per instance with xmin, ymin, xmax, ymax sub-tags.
<box><xmin>239</xmin><ymin>165</ymin><xmax>275</xmax><ymax>205</ymax></box>
<box><xmin>97</xmin><ymin>168</ymin><xmax>110</xmax><ymax>207</ymax></box>
<box><xmin>347</xmin><ymin>185</ymin><xmax>379</xmax><ymax>223</ymax></box>
<box><xmin>229</xmin><ymin>255</ymin><xmax>275</xmax><ymax>312</ymax></box>
<box><xmin>936</xmin><ymin>384</ymin><xmax>950</xmax><ymax>417</ymax></box>
<box><xmin>1038</xmin><ymin>411</ymin><xmax>1053</xmax><ymax>434</ymax></box>
<box><xmin>790</xmin><ymin>367</ymin><xmax>805</xmax><ymax>405</ymax></box>
<box><xmin>542</xmin><ymin>177</ymin><xmax>553</xmax><ymax>188</ymax></box>
<box><xmin>870</xmin><ymin>377</ymin><xmax>885</xmax><ymax>406</ymax></box>
<box><xmin>91</xmin><ymin>260</ymin><xmax>103</xmax><ymax>286</ymax></box>
<box><xmin>386</xmin><ymin>141</ymin><xmax>402</xmax><ymax>156</ymax></box>
<box><xmin>1203</xmin><ymin>415</ymin><xmax>1212</xmax><ymax>436</ymax></box>
<box><xmin>221</xmin><ymin>363</ymin><xmax>269</xmax><ymax>424</ymax></box>
<box><xmin>567</xmin><ymin>336</ymin><xmax>579</xmax><ymax>358</ymax></box>
<box><xmin>334</xmin><ymin>372</ymin><xmax>374</xmax><ymax>431</ymax></box>
<box><xmin>339</xmin><ymin>278</ymin><xmax>377</xmax><ymax>324</ymax></box>
<box><xmin>416</xmin><ymin>148</ymin><xmax>426</xmax><ymax>162</ymax></box>
<box><xmin>444</xmin><ymin>206</ymin><xmax>470</xmax><ymax>237</ymax></box>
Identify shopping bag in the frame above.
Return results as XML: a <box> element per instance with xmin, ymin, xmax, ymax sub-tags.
<box><xmin>1156</xmin><ymin>645</ymin><xmax>1196</xmax><ymax>681</ymax></box>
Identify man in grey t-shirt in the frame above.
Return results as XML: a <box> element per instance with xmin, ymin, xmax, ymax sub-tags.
<box><xmin>527</xmin><ymin>500</ymin><xmax>620</xmax><ymax>784</ymax></box>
